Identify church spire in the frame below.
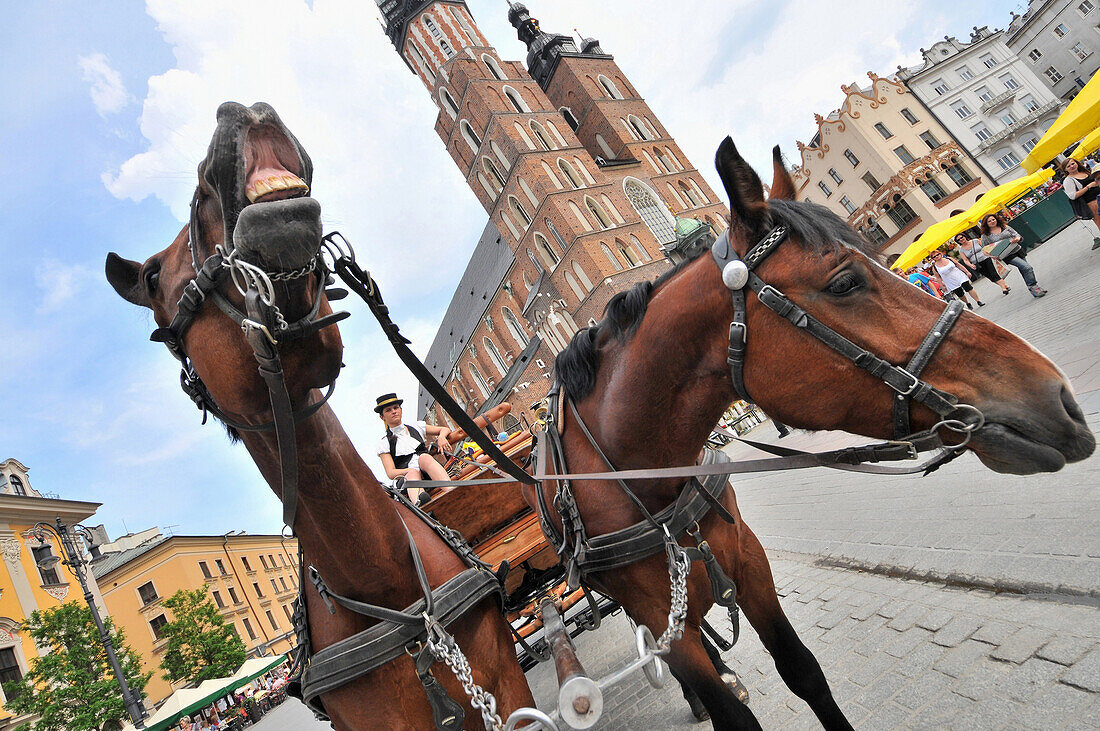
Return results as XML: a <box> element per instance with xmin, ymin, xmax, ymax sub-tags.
<box><xmin>507</xmin><ymin>2</ymin><xmax>606</xmax><ymax>90</ymax></box>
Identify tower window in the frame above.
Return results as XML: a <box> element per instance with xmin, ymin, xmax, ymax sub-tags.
<box><xmin>597</xmin><ymin>75</ymin><xmax>624</xmax><ymax>99</ymax></box>
<box><xmin>502</xmin><ymin>307</ymin><xmax>529</xmax><ymax>347</ymax></box>
<box><xmin>534</xmin><ymin>233</ymin><xmax>559</xmax><ymax>269</ymax></box>
<box><xmin>484</xmin><ymin>338</ymin><xmax>508</xmax><ymax>377</ymax></box>
<box><xmin>624</xmin><ymin>177</ymin><xmax>676</xmax><ymax>244</ymax></box>
<box><xmin>503</xmin><ymin>86</ymin><xmax>530</xmax><ymax>113</ymax></box>
<box><xmin>530</xmin><ymin>121</ymin><xmax>554</xmax><ymax>150</ymax></box>
<box><xmin>558</xmin><ymin>158</ymin><xmax>584</xmax><ymax>189</ymax></box>
<box><xmin>483</xmin><ymin>157</ymin><xmax>506</xmax><ymax>192</ymax></box>
<box><xmin>585</xmin><ymin>196</ymin><xmax>614</xmax><ymax>229</ymax></box>
<box><xmin>601</xmin><ymin>243</ymin><xmax>623</xmax><ymax>271</ymax></box>
<box><xmin>483</xmin><ymin>54</ymin><xmax>506</xmax><ymax>81</ymax></box>
<box><xmin>460</xmin><ymin>120</ymin><xmax>481</xmax><ymax>153</ymax></box>
<box><xmin>546</xmin><ymin>217</ymin><xmax>569</xmax><ymax>250</ymax></box>
<box><xmin>439</xmin><ymin>88</ymin><xmax>459</xmax><ymax>119</ymax></box>
<box><xmin>559</xmin><ymin>107</ymin><xmax>579</xmax><ymax>131</ymax></box>
<box><xmin>508</xmin><ymin>196</ymin><xmax>532</xmax><ymax>227</ymax></box>
<box><xmin>628</xmin><ymin>115</ymin><xmax>652</xmax><ymax>141</ymax></box>
<box><xmin>423</xmin><ymin>16</ymin><xmax>441</xmax><ymax>38</ymax></box>
<box><xmin>438</xmin><ymin>39</ymin><xmax>454</xmax><ymax>59</ymax></box>
<box><xmin>617</xmin><ymin>239</ymin><xmax>642</xmax><ymax>267</ymax></box>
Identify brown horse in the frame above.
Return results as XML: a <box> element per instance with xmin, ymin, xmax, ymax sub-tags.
<box><xmin>538</xmin><ymin>139</ymin><xmax>1095</xmax><ymax>729</ymax></box>
<box><xmin>105</xmin><ymin>102</ymin><xmax>536</xmax><ymax>730</ymax></box>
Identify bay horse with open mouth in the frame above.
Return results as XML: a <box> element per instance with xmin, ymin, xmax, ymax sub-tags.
<box><xmin>105</xmin><ymin>102</ymin><xmax>538</xmax><ymax>730</ymax></box>
<box><xmin>536</xmin><ymin>138</ymin><xmax>1095</xmax><ymax>729</ymax></box>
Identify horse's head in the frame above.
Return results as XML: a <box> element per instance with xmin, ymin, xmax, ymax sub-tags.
<box><xmin>105</xmin><ymin>102</ymin><xmax>342</xmax><ymax>425</ymax></box>
<box><xmin>713</xmin><ymin>137</ymin><xmax>1094</xmax><ymax>474</ymax></box>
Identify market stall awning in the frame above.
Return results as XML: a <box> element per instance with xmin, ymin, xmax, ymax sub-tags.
<box><xmin>891</xmin><ymin>211</ymin><xmax>978</xmax><ymax>270</ymax></box>
<box><xmin>1069</xmin><ymin>126</ymin><xmax>1100</xmax><ymax>159</ymax></box>
<box><xmin>891</xmin><ymin>168</ymin><xmax>1057</xmax><ymax>270</ymax></box>
<box><xmin>1021</xmin><ymin>74</ymin><xmax>1100</xmax><ymax>173</ymax></box>
<box><xmin>123</xmin><ymin>655</ymin><xmax>289</xmax><ymax>731</ymax></box>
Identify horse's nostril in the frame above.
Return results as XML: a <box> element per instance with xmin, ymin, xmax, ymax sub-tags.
<box><xmin>1061</xmin><ymin>383</ymin><xmax>1087</xmax><ymax>426</ymax></box>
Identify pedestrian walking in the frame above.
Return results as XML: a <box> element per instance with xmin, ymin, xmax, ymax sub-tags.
<box><xmin>1059</xmin><ymin>157</ymin><xmax>1100</xmax><ymax>250</ymax></box>
<box><xmin>952</xmin><ymin>232</ymin><xmax>1010</xmax><ymax>295</ymax></box>
<box><xmin>929</xmin><ymin>250</ymin><xmax>984</xmax><ymax>309</ymax></box>
<box><xmin>980</xmin><ymin>214</ymin><xmax>1047</xmax><ymax>298</ymax></box>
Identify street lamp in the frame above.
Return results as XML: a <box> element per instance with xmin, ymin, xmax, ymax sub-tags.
<box><xmin>32</xmin><ymin>518</ymin><xmax>146</xmax><ymax>729</ymax></box>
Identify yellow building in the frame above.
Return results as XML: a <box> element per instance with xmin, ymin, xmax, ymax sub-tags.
<box><xmin>92</xmin><ymin>530</ymin><xmax>300</xmax><ymax>706</ymax></box>
<box><xmin>0</xmin><ymin>458</ymin><xmax>106</xmax><ymax>729</ymax></box>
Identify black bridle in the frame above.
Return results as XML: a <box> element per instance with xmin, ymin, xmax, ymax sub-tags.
<box><xmin>148</xmin><ymin>194</ymin><xmax>348</xmax><ymax>530</ymax></box>
<box><xmin>711</xmin><ymin>224</ymin><xmax>982</xmax><ymax>443</ymax></box>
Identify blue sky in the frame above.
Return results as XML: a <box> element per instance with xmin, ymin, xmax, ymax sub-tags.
<box><xmin>1</xmin><ymin>0</ymin><xmax>1026</xmax><ymax>540</ymax></box>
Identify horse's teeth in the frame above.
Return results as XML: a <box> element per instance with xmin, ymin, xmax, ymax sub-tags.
<box><xmin>245</xmin><ymin>173</ymin><xmax>308</xmax><ymax>202</ymax></box>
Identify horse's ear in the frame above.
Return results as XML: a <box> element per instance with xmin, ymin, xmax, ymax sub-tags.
<box><xmin>768</xmin><ymin>145</ymin><xmax>796</xmax><ymax>201</ymax></box>
<box><xmin>105</xmin><ymin>253</ymin><xmax>150</xmax><ymax>308</ymax></box>
<box><xmin>715</xmin><ymin>137</ymin><xmax>769</xmax><ymax>231</ymax></box>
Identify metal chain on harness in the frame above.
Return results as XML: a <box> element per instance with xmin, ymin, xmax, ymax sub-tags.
<box><xmin>424</xmin><ymin>616</ymin><xmax>506</xmax><ymax>731</ymax></box>
<box><xmin>655</xmin><ymin>534</ymin><xmax>692</xmax><ymax>654</ymax></box>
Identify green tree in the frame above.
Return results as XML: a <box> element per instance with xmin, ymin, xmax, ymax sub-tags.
<box><xmin>159</xmin><ymin>589</ymin><xmax>246</xmax><ymax>685</ymax></box>
<box><xmin>4</xmin><ymin>602</ymin><xmax>150</xmax><ymax>731</ymax></box>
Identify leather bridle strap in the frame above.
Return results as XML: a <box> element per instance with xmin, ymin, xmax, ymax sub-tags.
<box><xmin>711</xmin><ymin>227</ymin><xmax>966</xmax><ymax>435</ymax></box>
<box><xmin>892</xmin><ymin>300</ymin><xmax>965</xmax><ymax>436</ymax></box>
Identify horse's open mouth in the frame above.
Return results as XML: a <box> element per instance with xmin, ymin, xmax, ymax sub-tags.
<box><xmin>242</xmin><ymin>124</ymin><xmax>309</xmax><ymax>205</ymax></box>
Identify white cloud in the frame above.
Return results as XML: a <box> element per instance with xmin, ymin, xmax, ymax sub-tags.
<box><xmin>78</xmin><ymin>53</ymin><xmax>132</xmax><ymax>117</ymax></box>
<box><xmin>34</xmin><ymin>259</ymin><xmax>97</xmax><ymax>314</ymax></box>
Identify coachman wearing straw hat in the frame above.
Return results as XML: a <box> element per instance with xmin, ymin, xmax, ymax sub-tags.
<box><xmin>375</xmin><ymin>393</ymin><xmax>452</xmax><ymax>505</ymax></box>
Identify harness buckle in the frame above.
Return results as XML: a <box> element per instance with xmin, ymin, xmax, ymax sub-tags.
<box><xmin>885</xmin><ymin>440</ymin><xmax>920</xmax><ymax>461</ymax></box>
<box><xmin>728</xmin><ymin>322</ymin><xmax>747</xmax><ymax>345</ymax></box>
<box><xmin>887</xmin><ymin>368</ymin><xmax>921</xmax><ymax>396</ymax></box>
<box><xmin>242</xmin><ymin>318</ymin><xmax>278</xmax><ymax>346</ymax></box>
<box><xmin>756</xmin><ymin>284</ymin><xmax>786</xmax><ymax>311</ymax></box>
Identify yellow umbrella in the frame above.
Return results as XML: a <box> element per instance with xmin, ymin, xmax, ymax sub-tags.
<box><xmin>1022</xmin><ymin>73</ymin><xmax>1100</xmax><ymax>172</ymax></box>
<box><xmin>891</xmin><ymin>210</ymin><xmax>978</xmax><ymax>270</ymax></box>
<box><xmin>1069</xmin><ymin>126</ymin><xmax>1100</xmax><ymax>159</ymax></box>
<box><xmin>968</xmin><ymin>168</ymin><xmax>1055</xmax><ymax>220</ymax></box>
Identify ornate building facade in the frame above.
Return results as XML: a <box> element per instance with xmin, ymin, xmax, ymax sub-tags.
<box><xmin>0</xmin><ymin>459</ymin><xmax>107</xmax><ymax>728</ymax></box>
<box><xmin>898</xmin><ymin>27</ymin><xmax>1063</xmax><ymax>183</ymax></box>
<box><xmin>374</xmin><ymin>1</ymin><xmax>729</xmax><ymax>423</ymax></box>
<box><xmin>1005</xmin><ymin>0</ymin><xmax>1100</xmax><ymax>103</ymax></box>
<box><xmin>792</xmin><ymin>74</ymin><xmax>994</xmax><ymax>256</ymax></box>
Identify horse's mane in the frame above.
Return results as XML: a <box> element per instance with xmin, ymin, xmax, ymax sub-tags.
<box><xmin>554</xmin><ymin>199</ymin><xmax>874</xmax><ymax>401</ymax></box>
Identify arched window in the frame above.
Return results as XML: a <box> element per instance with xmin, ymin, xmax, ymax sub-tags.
<box><xmin>483</xmin><ymin>54</ymin><xmax>506</xmax><ymax>80</ymax></box>
<box><xmin>565</xmin><ymin>271</ymin><xmax>587</xmax><ymax>302</ymax></box>
<box><xmin>689</xmin><ymin>178</ymin><xmax>708</xmax><ymax>204</ymax></box>
<box><xmin>617</xmin><ymin>239</ymin><xmax>641</xmax><ymax>266</ymax></box>
<box><xmin>560</xmin><ymin>107</ymin><xmax>580</xmax><ymax>131</ymax></box>
<box><xmin>545</xmin><ymin>217</ymin><xmax>568</xmax><ymax>250</ymax></box>
<box><xmin>484</xmin><ymin>338</ymin><xmax>508</xmax><ymax>376</ymax></box>
<box><xmin>680</xmin><ymin>181</ymin><xmax>701</xmax><ymax>207</ymax></box>
<box><xmin>666</xmin><ymin>182</ymin><xmax>686</xmax><ymax>208</ymax></box>
<box><xmin>530</xmin><ymin>121</ymin><xmax>554</xmax><ymax>150</ymax></box>
<box><xmin>522</xmin><ymin>271</ymin><xmax>532</xmax><ymax>295</ymax></box>
<box><xmin>585</xmin><ymin>196</ymin><xmax>613</xmax><ymax>229</ymax></box>
<box><xmin>452</xmin><ymin>7</ymin><xmax>479</xmax><ymax>42</ymax></box>
<box><xmin>508</xmin><ymin>195</ymin><xmax>531</xmax><ymax>227</ymax></box>
<box><xmin>664</xmin><ymin>146</ymin><xmax>682</xmax><ymax>171</ymax></box>
<box><xmin>558</xmin><ymin>158</ymin><xmax>584</xmax><ymax>189</ymax></box>
<box><xmin>596</xmin><ymin>134</ymin><xmax>615</xmax><ymax>159</ymax></box>
<box><xmin>630</xmin><ymin>234</ymin><xmax>653</xmax><ymax>262</ymax></box>
<box><xmin>568</xmin><ymin>200</ymin><xmax>593</xmax><ymax>232</ymax></box>
<box><xmin>491</xmin><ymin>140</ymin><xmax>510</xmax><ymax>170</ymax></box>
<box><xmin>477</xmin><ymin>172</ymin><xmax>497</xmax><ymax>199</ymax></box>
<box><xmin>451</xmin><ymin>386</ymin><xmax>467</xmax><ymax>411</ymax></box>
<box><xmin>499</xmin><ymin>210</ymin><xmax>522</xmax><ymax>240</ymax></box>
<box><xmin>573</xmin><ymin>157</ymin><xmax>595</xmax><ymax>184</ymax></box>
<box><xmin>519</xmin><ymin>177</ymin><xmax>539</xmax><ymax>208</ymax></box>
<box><xmin>439</xmin><ymin>38</ymin><xmax>455</xmax><ymax>58</ymax></box>
<box><xmin>546</xmin><ymin>122</ymin><xmax>567</xmax><ymax>147</ymax></box>
<box><xmin>622</xmin><ymin>117</ymin><xmax>639</xmax><ymax>140</ymax></box>
<box><xmin>408</xmin><ymin>43</ymin><xmax>435</xmax><ymax>84</ymax></box>
<box><xmin>502</xmin><ymin>307</ymin><xmax>529</xmax><ymax>347</ymax></box>
<box><xmin>628</xmin><ymin>115</ymin><xmax>651</xmax><ymax>140</ymax></box>
<box><xmin>572</xmin><ymin>261</ymin><xmax>594</xmax><ymax>291</ymax></box>
<box><xmin>514</xmin><ymin>122</ymin><xmax>535</xmax><ymax>150</ymax></box>
<box><xmin>655</xmin><ymin>148</ymin><xmax>673</xmax><ymax>173</ymax></box>
<box><xmin>598</xmin><ymin>74</ymin><xmax>624</xmax><ymax>99</ymax></box>
<box><xmin>468</xmin><ymin>363</ymin><xmax>490</xmax><ymax>397</ymax></box>
<box><xmin>644</xmin><ymin>117</ymin><xmax>660</xmax><ymax>139</ymax></box>
<box><xmin>460</xmin><ymin>120</ymin><xmax>481</xmax><ymax>153</ymax></box>
<box><xmin>640</xmin><ymin>150</ymin><xmax>658</xmax><ymax>173</ymax></box>
<box><xmin>527</xmin><ymin>249</ymin><xmax>543</xmax><ymax>273</ymax></box>
<box><xmin>541</xmin><ymin>161</ymin><xmax>563</xmax><ymax>189</ymax></box>
<box><xmin>503</xmin><ymin>86</ymin><xmax>530</xmax><ymax>113</ymax></box>
<box><xmin>483</xmin><ymin>158</ymin><xmax>505</xmax><ymax>192</ymax></box>
<box><xmin>600</xmin><ymin>194</ymin><xmax>623</xmax><ymax>224</ymax></box>
<box><xmin>8</xmin><ymin>474</ymin><xmax>26</xmax><ymax>496</ymax></box>
<box><xmin>439</xmin><ymin>88</ymin><xmax>459</xmax><ymax>119</ymax></box>
<box><xmin>624</xmin><ymin>177</ymin><xmax>676</xmax><ymax>244</ymax></box>
<box><xmin>601</xmin><ymin>243</ymin><xmax>623</xmax><ymax>271</ymax></box>
<box><xmin>534</xmin><ymin>233</ymin><xmax>559</xmax><ymax>269</ymax></box>
<box><xmin>423</xmin><ymin>16</ymin><xmax>441</xmax><ymax>38</ymax></box>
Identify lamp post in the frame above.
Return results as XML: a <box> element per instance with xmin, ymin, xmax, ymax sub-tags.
<box><xmin>32</xmin><ymin>518</ymin><xmax>146</xmax><ymax>729</ymax></box>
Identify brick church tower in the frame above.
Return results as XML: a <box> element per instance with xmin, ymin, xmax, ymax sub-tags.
<box><xmin>375</xmin><ymin>0</ymin><xmax>729</xmax><ymax>426</ymax></box>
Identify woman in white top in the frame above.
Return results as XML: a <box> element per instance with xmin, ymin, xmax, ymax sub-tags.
<box><xmin>928</xmin><ymin>250</ymin><xmax>984</xmax><ymax>310</ymax></box>
<box><xmin>375</xmin><ymin>393</ymin><xmax>452</xmax><ymax>504</ymax></box>
<box><xmin>952</xmin><ymin>232</ymin><xmax>1010</xmax><ymax>295</ymax></box>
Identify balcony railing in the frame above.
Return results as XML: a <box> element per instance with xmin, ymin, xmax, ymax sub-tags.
<box><xmin>979</xmin><ymin>89</ymin><xmax>1016</xmax><ymax>115</ymax></box>
<box><xmin>978</xmin><ymin>100</ymin><xmax>1060</xmax><ymax>151</ymax></box>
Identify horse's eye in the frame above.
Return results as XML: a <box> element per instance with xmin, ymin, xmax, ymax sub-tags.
<box><xmin>143</xmin><ymin>266</ymin><xmax>160</xmax><ymax>295</ymax></box>
<box><xmin>825</xmin><ymin>271</ymin><xmax>862</xmax><ymax>296</ymax></box>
